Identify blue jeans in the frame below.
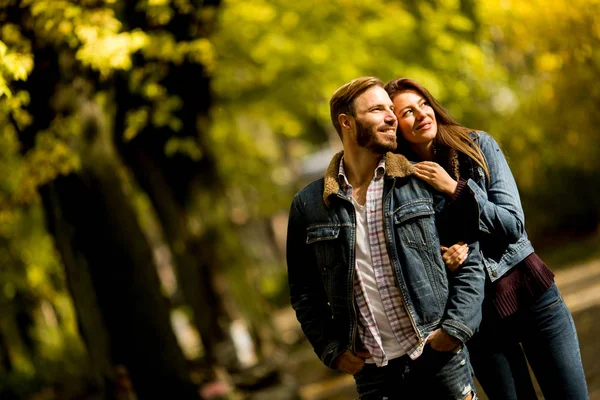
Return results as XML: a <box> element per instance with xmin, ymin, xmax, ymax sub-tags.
<box><xmin>353</xmin><ymin>346</ymin><xmax>476</xmax><ymax>399</ymax></box>
<box><xmin>468</xmin><ymin>283</ymin><xmax>588</xmax><ymax>399</ymax></box>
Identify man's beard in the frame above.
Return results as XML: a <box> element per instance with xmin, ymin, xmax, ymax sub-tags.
<box><xmin>356</xmin><ymin>119</ymin><xmax>397</xmax><ymax>153</ymax></box>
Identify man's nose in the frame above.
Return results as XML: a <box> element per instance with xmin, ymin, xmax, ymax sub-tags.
<box><xmin>384</xmin><ymin>109</ymin><xmax>397</xmax><ymax>123</ymax></box>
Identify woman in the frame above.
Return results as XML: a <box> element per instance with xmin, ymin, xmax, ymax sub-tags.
<box><xmin>384</xmin><ymin>78</ymin><xmax>588</xmax><ymax>400</ymax></box>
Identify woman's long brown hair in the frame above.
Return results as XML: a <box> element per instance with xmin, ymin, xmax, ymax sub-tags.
<box><xmin>384</xmin><ymin>78</ymin><xmax>490</xmax><ymax>181</ymax></box>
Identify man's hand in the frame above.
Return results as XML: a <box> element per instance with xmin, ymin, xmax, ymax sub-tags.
<box><xmin>335</xmin><ymin>349</ymin><xmax>372</xmax><ymax>375</ymax></box>
<box><xmin>441</xmin><ymin>242</ymin><xmax>468</xmax><ymax>272</ymax></box>
<box><xmin>413</xmin><ymin>161</ymin><xmax>458</xmax><ymax>196</ymax></box>
<box><xmin>426</xmin><ymin>329</ymin><xmax>461</xmax><ymax>352</ymax></box>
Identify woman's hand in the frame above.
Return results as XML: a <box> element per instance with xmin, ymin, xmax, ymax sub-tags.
<box><xmin>413</xmin><ymin>161</ymin><xmax>457</xmax><ymax>196</ymax></box>
<box><xmin>441</xmin><ymin>242</ymin><xmax>468</xmax><ymax>272</ymax></box>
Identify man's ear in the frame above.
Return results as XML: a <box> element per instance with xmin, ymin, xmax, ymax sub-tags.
<box><xmin>338</xmin><ymin>114</ymin><xmax>353</xmax><ymax>131</ymax></box>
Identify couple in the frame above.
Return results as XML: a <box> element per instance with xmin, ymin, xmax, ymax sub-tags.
<box><xmin>286</xmin><ymin>76</ymin><xmax>587</xmax><ymax>399</ymax></box>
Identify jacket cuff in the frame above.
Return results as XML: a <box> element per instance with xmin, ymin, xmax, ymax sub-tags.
<box><xmin>451</xmin><ymin>178</ymin><xmax>468</xmax><ymax>202</ymax></box>
<box><xmin>320</xmin><ymin>341</ymin><xmax>346</xmax><ymax>370</ymax></box>
<box><xmin>441</xmin><ymin>320</ymin><xmax>473</xmax><ymax>344</ymax></box>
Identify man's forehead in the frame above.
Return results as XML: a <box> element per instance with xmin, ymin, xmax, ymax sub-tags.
<box><xmin>354</xmin><ymin>86</ymin><xmax>393</xmax><ymax>109</ymax></box>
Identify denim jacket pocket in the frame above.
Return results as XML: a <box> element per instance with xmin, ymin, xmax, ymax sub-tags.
<box><xmin>306</xmin><ymin>224</ymin><xmax>342</xmax><ymax>296</ymax></box>
<box><xmin>393</xmin><ymin>201</ymin><xmax>437</xmax><ymax>250</ymax></box>
<box><xmin>306</xmin><ymin>224</ymin><xmax>340</xmax><ymax>277</ymax></box>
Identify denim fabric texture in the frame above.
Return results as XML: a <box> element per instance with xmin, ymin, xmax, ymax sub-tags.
<box><xmin>354</xmin><ymin>345</ymin><xmax>476</xmax><ymax>399</ymax></box>
<box><xmin>460</xmin><ymin>132</ymin><xmax>587</xmax><ymax>398</ymax></box>
<box><xmin>286</xmin><ymin>151</ymin><xmax>485</xmax><ymax>369</ymax></box>
<box><xmin>465</xmin><ymin>132</ymin><xmax>536</xmax><ymax>282</ymax></box>
<box><xmin>468</xmin><ymin>283</ymin><xmax>588</xmax><ymax>399</ymax></box>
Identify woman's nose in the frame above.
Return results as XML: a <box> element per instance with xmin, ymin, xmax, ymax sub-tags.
<box><xmin>414</xmin><ymin>108</ymin><xmax>426</xmax><ymax>119</ymax></box>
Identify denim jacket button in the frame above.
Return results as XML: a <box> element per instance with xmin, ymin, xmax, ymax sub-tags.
<box><xmin>492</xmin><ymin>271</ymin><xmax>498</xmax><ymax>277</ymax></box>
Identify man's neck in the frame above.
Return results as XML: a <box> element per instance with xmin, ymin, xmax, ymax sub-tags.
<box><xmin>342</xmin><ymin>147</ymin><xmax>383</xmax><ymax>189</ymax></box>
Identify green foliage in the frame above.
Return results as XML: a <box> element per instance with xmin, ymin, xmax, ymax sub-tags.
<box><xmin>0</xmin><ymin>24</ymin><xmax>34</xmax><ymax>203</ymax></box>
<box><xmin>0</xmin><ymin>206</ymin><xmax>88</xmax><ymax>396</ymax></box>
<box><xmin>477</xmin><ymin>0</ymin><xmax>600</xmax><ymax>238</ymax></box>
<box><xmin>209</xmin><ymin>0</ymin><xmax>505</xmax><ymax>221</ymax></box>
<box><xmin>206</xmin><ymin>0</ymin><xmax>600</xmax><ymax>305</ymax></box>
<box><xmin>0</xmin><ymin>0</ymin><xmax>598</xmax><ymax>394</ymax></box>
<box><xmin>1</xmin><ymin>0</ymin><xmax>218</xmax><ymax>204</ymax></box>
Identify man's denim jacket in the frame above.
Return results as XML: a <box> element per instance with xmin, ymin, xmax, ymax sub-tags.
<box><xmin>287</xmin><ymin>151</ymin><xmax>485</xmax><ymax>369</ymax></box>
<box><xmin>464</xmin><ymin>132</ymin><xmax>535</xmax><ymax>282</ymax></box>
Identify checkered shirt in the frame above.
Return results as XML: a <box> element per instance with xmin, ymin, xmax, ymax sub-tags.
<box><xmin>338</xmin><ymin>156</ymin><xmax>424</xmax><ymax>367</ymax></box>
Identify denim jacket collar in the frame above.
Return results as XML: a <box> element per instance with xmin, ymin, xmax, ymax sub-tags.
<box><xmin>322</xmin><ymin>150</ymin><xmax>415</xmax><ymax>207</ymax></box>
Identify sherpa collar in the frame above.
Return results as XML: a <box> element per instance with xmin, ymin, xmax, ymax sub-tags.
<box><xmin>322</xmin><ymin>150</ymin><xmax>414</xmax><ymax>207</ymax></box>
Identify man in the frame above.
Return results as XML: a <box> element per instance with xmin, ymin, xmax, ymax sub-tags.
<box><xmin>286</xmin><ymin>77</ymin><xmax>484</xmax><ymax>399</ymax></box>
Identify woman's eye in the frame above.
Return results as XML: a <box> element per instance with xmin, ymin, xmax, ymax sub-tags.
<box><xmin>403</xmin><ymin>109</ymin><xmax>413</xmax><ymax>116</ymax></box>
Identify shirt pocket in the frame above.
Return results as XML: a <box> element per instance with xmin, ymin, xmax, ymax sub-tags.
<box><xmin>393</xmin><ymin>201</ymin><xmax>437</xmax><ymax>250</ymax></box>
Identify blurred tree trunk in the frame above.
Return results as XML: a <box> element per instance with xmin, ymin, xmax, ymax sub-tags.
<box><xmin>113</xmin><ymin>0</ymin><xmax>236</xmax><ymax>367</ymax></box>
<box><xmin>13</xmin><ymin>291</ymin><xmax>36</xmax><ymax>361</ymax></box>
<box><xmin>41</xmin><ymin>151</ymin><xmax>199</xmax><ymax>400</ymax></box>
<box><xmin>16</xmin><ymin>37</ymin><xmax>202</xmax><ymax>400</ymax></box>
<box><xmin>0</xmin><ymin>304</ymin><xmax>31</xmax><ymax>375</ymax></box>
<box><xmin>0</xmin><ymin>330</ymin><xmax>11</xmax><ymax>374</ymax></box>
<box><xmin>42</xmin><ymin>181</ymin><xmax>116</xmax><ymax>397</ymax></box>
<box><xmin>113</xmin><ymin>143</ymin><xmax>230</xmax><ymax>364</ymax></box>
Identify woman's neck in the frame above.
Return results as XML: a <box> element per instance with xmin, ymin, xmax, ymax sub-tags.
<box><xmin>411</xmin><ymin>142</ymin><xmax>435</xmax><ymax>161</ymax></box>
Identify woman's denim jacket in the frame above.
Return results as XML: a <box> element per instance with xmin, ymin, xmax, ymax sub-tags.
<box><xmin>287</xmin><ymin>151</ymin><xmax>485</xmax><ymax>369</ymax></box>
<box><xmin>464</xmin><ymin>132</ymin><xmax>535</xmax><ymax>282</ymax></box>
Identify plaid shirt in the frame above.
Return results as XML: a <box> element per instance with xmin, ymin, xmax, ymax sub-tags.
<box><xmin>338</xmin><ymin>157</ymin><xmax>424</xmax><ymax>367</ymax></box>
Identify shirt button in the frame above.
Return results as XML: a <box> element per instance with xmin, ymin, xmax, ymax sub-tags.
<box><xmin>492</xmin><ymin>271</ymin><xmax>498</xmax><ymax>277</ymax></box>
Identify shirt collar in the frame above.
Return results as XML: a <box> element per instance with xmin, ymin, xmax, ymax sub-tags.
<box><xmin>338</xmin><ymin>156</ymin><xmax>386</xmax><ymax>190</ymax></box>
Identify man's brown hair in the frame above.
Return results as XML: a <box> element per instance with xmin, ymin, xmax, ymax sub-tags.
<box><xmin>329</xmin><ymin>76</ymin><xmax>384</xmax><ymax>138</ymax></box>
